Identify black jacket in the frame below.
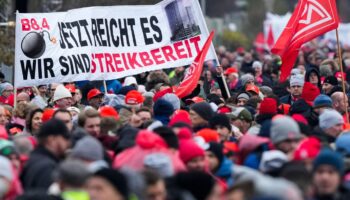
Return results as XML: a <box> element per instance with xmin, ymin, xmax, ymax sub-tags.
<box><xmin>20</xmin><ymin>146</ymin><xmax>60</xmax><ymax>191</ymax></box>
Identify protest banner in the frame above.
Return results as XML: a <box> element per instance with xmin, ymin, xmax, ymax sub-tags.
<box><xmin>14</xmin><ymin>0</ymin><xmax>217</xmax><ymax>87</ymax></box>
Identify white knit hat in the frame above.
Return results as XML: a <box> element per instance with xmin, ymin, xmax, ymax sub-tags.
<box><xmin>290</xmin><ymin>74</ymin><xmax>305</xmax><ymax>87</ymax></box>
<box><xmin>53</xmin><ymin>84</ymin><xmax>72</xmax><ymax>102</ymax></box>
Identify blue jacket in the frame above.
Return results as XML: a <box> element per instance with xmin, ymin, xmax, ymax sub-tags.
<box><xmin>215</xmin><ymin>157</ymin><xmax>234</xmax><ymax>187</ymax></box>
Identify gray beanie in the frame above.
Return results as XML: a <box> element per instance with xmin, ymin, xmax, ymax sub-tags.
<box><xmin>71</xmin><ymin>136</ymin><xmax>104</xmax><ymax>161</ymax></box>
<box><xmin>270</xmin><ymin>116</ymin><xmax>302</xmax><ymax>144</ymax></box>
<box><xmin>319</xmin><ymin>109</ymin><xmax>344</xmax><ymax>130</ymax></box>
<box><xmin>54</xmin><ymin>160</ymin><xmax>90</xmax><ymax>187</ymax></box>
<box><xmin>144</xmin><ymin>153</ymin><xmax>174</xmax><ymax>177</ymax></box>
<box><xmin>0</xmin><ymin>82</ymin><xmax>12</xmax><ymax>95</ymax></box>
<box><xmin>290</xmin><ymin>74</ymin><xmax>305</xmax><ymax>87</ymax></box>
<box><xmin>161</xmin><ymin>93</ymin><xmax>181</xmax><ymax>110</ymax></box>
<box><xmin>240</xmin><ymin>74</ymin><xmax>255</xmax><ymax>86</ymax></box>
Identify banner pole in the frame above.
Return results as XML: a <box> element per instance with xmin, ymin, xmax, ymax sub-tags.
<box><xmin>336</xmin><ymin>29</ymin><xmax>349</xmax><ymax>124</ymax></box>
<box><xmin>103</xmin><ymin>80</ymin><xmax>108</xmax><ymax>93</ymax></box>
<box><xmin>221</xmin><ymin>72</ymin><xmax>231</xmax><ymax>98</ymax></box>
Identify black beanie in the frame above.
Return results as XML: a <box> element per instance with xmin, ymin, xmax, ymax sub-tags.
<box><xmin>37</xmin><ymin>119</ymin><xmax>70</xmax><ymax>140</ymax></box>
<box><xmin>174</xmin><ymin>171</ymin><xmax>215</xmax><ymax>200</ymax></box>
<box><xmin>94</xmin><ymin>168</ymin><xmax>129</xmax><ymax>199</ymax></box>
<box><xmin>209</xmin><ymin>114</ymin><xmax>231</xmax><ymax>131</ymax></box>
<box><xmin>153</xmin><ymin>126</ymin><xmax>179</xmax><ymax>149</ymax></box>
<box><xmin>190</xmin><ymin>102</ymin><xmax>214</xmax><ymax>121</ymax></box>
<box><xmin>207</xmin><ymin>142</ymin><xmax>224</xmax><ymax>167</ymax></box>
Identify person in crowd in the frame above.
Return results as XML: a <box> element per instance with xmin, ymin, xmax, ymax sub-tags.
<box><xmin>142</xmin><ymin>170</ymin><xmax>167</xmax><ymax>200</ymax></box>
<box><xmin>189</xmin><ymin>102</ymin><xmax>214</xmax><ymax>132</ymax></box>
<box><xmin>78</xmin><ymin>109</ymin><xmax>101</xmax><ymax>137</ymax></box>
<box><xmin>23</xmin><ymin>108</ymin><xmax>43</xmax><ymax>136</ymax></box>
<box><xmin>280</xmin><ymin>74</ymin><xmax>305</xmax><ymax>105</ymax></box>
<box><xmin>312</xmin><ymin>148</ymin><xmax>350</xmax><ymax>200</ymax></box>
<box><xmin>318</xmin><ymin>109</ymin><xmax>344</xmax><ymax>143</ymax></box>
<box><xmin>87</xmin><ymin>89</ymin><xmax>104</xmax><ymax>110</ymax></box>
<box><xmin>227</xmin><ymin>107</ymin><xmax>252</xmax><ymax>134</ymax></box>
<box><xmin>51</xmin><ymin>160</ymin><xmax>90</xmax><ymax>200</ymax></box>
<box><xmin>313</xmin><ymin>94</ymin><xmax>333</xmax><ymax>114</ymax></box>
<box><xmin>31</xmin><ymin>85</ymin><xmax>48</xmax><ymax>109</ymax></box>
<box><xmin>270</xmin><ymin>116</ymin><xmax>302</xmax><ymax>155</ymax></box>
<box><xmin>53</xmin><ymin>109</ymin><xmax>74</xmax><ymax>132</ymax></box>
<box><xmin>87</xmin><ymin>168</ymin><xmax>129</xmax><ymax>200</ymax></box>
<box><xmin>322</xmin><ymin>76</ymin><xmax>339</xmax><ymax>96</ymax></box>
<box><xmin>0</xmin><ymin>82</ymin><xmax>13</xmax><ymax>104</ymax></box>
<box><xmin>21</xmin><ymin>119</ymin><xmax>70</xmax><ymax>191</ymax></box>
<box><xmin>331</xmin><ymin>92</ymin><xmax>349</xmax><ymax>117</ymax></box>
<box><xmin>53</xmin><ymin>85</ymin><xmax>73</xmax><ymax>110</ymax></box>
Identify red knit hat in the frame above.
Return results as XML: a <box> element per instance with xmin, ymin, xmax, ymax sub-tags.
<box><xmin>196</xmin><ymin>128</ymin><xmax>220</xmax><ymax>143</ymax></box>
<box><xmin>293</xmin><ymin>137</ymin><xmax>321</xmax><ymax>161</ymax></box>
<box><xmin>125</xmin><ymin>90</ymin><xmax>144</xmax><ymax>105</ymax></box>
<box><xmin>42</xmin><ymin>108</ymin><xmax>55</xmax><ymax>122</ymax></box>
<box><xmin>169</xmin><ymin>110</ymin><xmax>192</xmax><ymax>126</ymax></box>
<box><xmin>259</xmin><ymin>98</ymin><xmax>277</xmax><ymax>115</ymax></box>
<box><xmin>99</xmin><ymin>106</ymin><xmax>119</xmax><ymax>120</ymax></box>
<box><xmin>178</xmin><ymin>128</ymin><xmax>205</xmax><ymax>163</ymax></box>
<box><xmin>301</xmin><ymin>82</ymin><xmax>320</xmax><ymax>106</ymax></box>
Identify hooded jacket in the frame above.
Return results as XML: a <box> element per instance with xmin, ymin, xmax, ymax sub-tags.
<box><xmin>305</xmin><ymin>67</ymin><xmax>321</xmax><ymax>90</ymax></box>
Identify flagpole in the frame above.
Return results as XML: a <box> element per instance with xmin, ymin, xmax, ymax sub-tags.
<box><xmin>335</xmin><ymin>29</ymin><xmax>349</xmax><ymax>124</ymax></box>
<box><xmin>221</xmin><ymin>72</ymin><xmax>231</xmax><ymax>98</ymax></box>
<box><xmin>103</xmin><ymin>80</ymin><xmax>108</xmax><ymax>93</ymax></box>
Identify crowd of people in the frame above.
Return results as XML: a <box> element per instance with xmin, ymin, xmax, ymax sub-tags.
<box><xmin>1</xmin><ymin>38</ymin><xmax>350</xmax><ymax>200</ymax></box>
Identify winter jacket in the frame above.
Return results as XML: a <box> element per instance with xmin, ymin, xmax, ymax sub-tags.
<box><xmin>214</xmin><ymin>157</ymin><xmax>234</xmax><ymax>188</ymax></box>
<box><xmin>20</xmin><ymin>146</ymin><xmax>60</xmax><ymax>191</ymax></box>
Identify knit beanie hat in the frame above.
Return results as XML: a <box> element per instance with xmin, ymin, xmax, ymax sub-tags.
<box><xmin>301</xmin><ymin>82</ymin><xmax>320</xmax><ymax>105</ymax></box>
<box><xmin>293</xmin><ymin>137</ymin><xmax>321</xmax><ymax>161</ymax></box>
<box><xmin>174</xmin><ymin>171</ymin><xmax>215</xmax><ymax>200</ymax></box>
<box><xmin>153</xmin><ymin>126</ymin><xmax>179</xmax><ymax>149</ymax></box>
<box><xmin>323</xmin><ymin>76</ymin><xmax>338</xmax><ymax>86</ymax></box>
<box><xmin>178</xmin><ymin>128</ymin><xmax>205</xmax><ymax>164</ymax></box>
<box><xmin>335</xmin><ymin>133</ymin><xmax>350</xmax><ymax>156</ymax></box>
<box><xmin>94</xmin><ymin>168</ymin><xmax>129</xmax><ymax>199</ymax></box>
<box><xmin>71</xmin><ymin>136</ymin><xmax>104</xmax><ymax>161</ymax></box>
<box><xmin>259</xmin><ymin>98</ymin><xmax>277</xmax><ymax>115</ymax></box>
<box><xmin>0</xmin><ymin>82</ymin><xmax>12</xmax><ymax>95</ymax></box>
<box><xmin>270</xmin><ymin>116</ymin><xmax>301</xmax><ymax>144</ymax></box>
<box><xmin>37</xmin><ymin>119</ymin><xmax>70</xmax><ymax>140</ymax></box>
<box><xmin>207</xmin><ymin>142</ymin><xmax>224</xmax><ymax>167</ymax></box>
<box><xmin>153</xmin><ymin>99</ymin><xmax>174</xmax><ymax>118</ymax></box>
<box><xmin>190</xmin><ymin>102</ymin><xmax>214</xmax><ymax>121</ymax></box>
<box><xmin>241</xmin><ymin>74</ymin><xmax>255</xmax><ymax>86</ymax></box>
<box><xmin>196</xmin><ymin>128</ymin><xmax>220</xmax><ymax>143</ymax></box>
<box><xmin>53</xmin><ymin>84</ymin><xmax>72</xmax><ymax>102</ymax></box>
<box><xmin>144</xmin><ymin>153</ymin><xmax>174</xmax><ymax>177</ymax></box>
<box><xmin>169</xmin><ymin>110</ymin><xmax>192</xmax><ymax>127</ymax></box>
<box><xmin>161</xmin><ymin>93</ymin><xmax>181</xmax><ymax>110</ymax></box>
<box><xmin>252</xmin><ymin>61</ymin><xmax>262</xmax><ymax>70</ymax></box>
<box><xmin>319</xmin><ymin>109</ymin><xmax>344</xmax><ymax>130</ymax></box>
<box><xmin>313</xmin><ymin>94</ymin><xmax>333</xmax><ymax>109</ymax></box>
<box><xmin>237</xmin><ymin>92</ymin><xmax>250</xmax><ymax>101</ymax></box>
<box><xmin>313</xmin><ymin>148</ymin><xmax>344</xmax><ymax>174</ymax></box>
<box><xmin>209</xmin><ymin>114</ymin><xmax>232</xmax><ymax>131</ymax></box>
<box><xmin>290</xmin><ymin>74</ymin><xmax>305</xmax><ymax>87</ymax></box>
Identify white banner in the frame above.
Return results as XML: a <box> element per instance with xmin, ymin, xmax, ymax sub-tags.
<box><xmin>15</xmin><ymin>0</ymin><xmax>217</xmax><ymax>87</ymax></box>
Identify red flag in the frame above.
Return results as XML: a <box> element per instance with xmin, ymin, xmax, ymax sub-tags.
<box><xmin>271</xmin><ymin>0</ymin><xmax>339</xmax><ymax>82</ymax></box>
<box><xmin>266</xmin><ymin>24</ymin><xmax>275</xmax><ymax>50</ymax></box>
<box><xmin>174</xmin><ymin>31</ymin><xmax>214</xmax><ymax>98</ymax></box>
